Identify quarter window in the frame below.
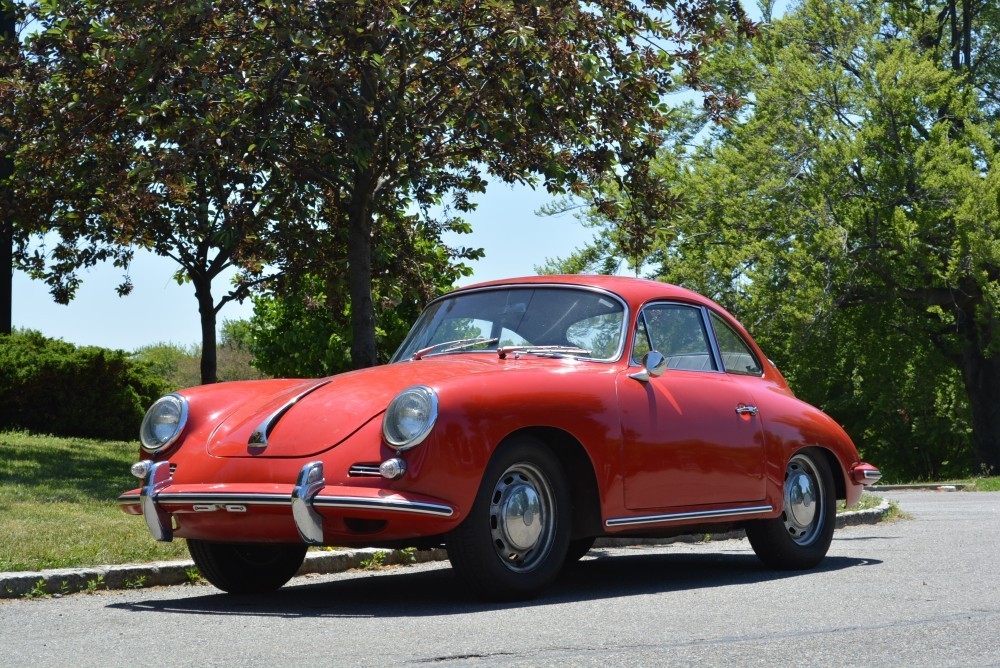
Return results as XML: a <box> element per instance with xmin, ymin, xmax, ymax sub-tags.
<box><xmin>633</xmin><ymin>304</ymin><xmax>717</xmax><ymax>371</ymax></box>
<box><xmin>709</xmin><ymin>312</ymin><xmax>763</xmax><ymax>376</ymax></box>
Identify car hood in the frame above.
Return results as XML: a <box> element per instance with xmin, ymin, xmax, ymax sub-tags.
<box><xmin>205</xmin><ymin>356</ymin><xmax>504</xmax><ymax>458</ymax></box>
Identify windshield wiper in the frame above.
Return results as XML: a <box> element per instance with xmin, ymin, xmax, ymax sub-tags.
<box><xmin>497</xmin><ymin>345</ymin><xmax>592</xmax><ymax>360</ymax></box>
<box><xmin>412</xmin><ymin>337</ymin><xmax>499</xmax><ymax>360</ymax></box>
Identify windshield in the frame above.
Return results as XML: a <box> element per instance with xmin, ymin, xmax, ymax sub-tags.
<box><xmin>391</xmin><ymin>286</ymin><xmax>627</xmax><ymax>363</ymax></box>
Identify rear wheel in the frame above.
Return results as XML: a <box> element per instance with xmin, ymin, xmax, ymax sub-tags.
<box><xmin>188</xmin><ymin>540</ymin><xmax>307</xmax><ymax>594</ymax></box>
<box><xmin>746</xmin><ymin>449</ymin><xmax>836</xmax><ymax>570</ymax></box>
<box><xmin>447</xmin><ymin>438</ymin><xmax>571</xmax><ymax>601</ymax></box>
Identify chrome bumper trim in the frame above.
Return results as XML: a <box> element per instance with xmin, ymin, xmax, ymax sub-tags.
<box><xmin>140</xmin><ymin>461</ymin><xmax>174</xmax><ymax>542</ymax></box>
<box><xmin>605</xmin><ymin>504</ymin><xmax>773</xmax><ymax>528</ymax></box>
<box><xmin>313</xmin><ymin>496</ymin><xmax>454</xmax><ymax>517</ymax></box>
<box><xmin>862</xmin><ymin>469</ymin><xmax>882</xmax><ymax>483</ymax></box>
<box><xmin>128</xmin><ymin>493</ymin><xmax>289</xmax><ymax>506</ymax></box>
<box><xmin>122</xmin><ymin>491</ymin><xmax>455</xmax><ymax>518</ymax></box>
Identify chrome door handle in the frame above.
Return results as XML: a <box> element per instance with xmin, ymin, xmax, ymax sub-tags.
<box><xmin>735</xmin><ymin>405</ymin><xmax>759</xmax><ymax>416</ymax></box>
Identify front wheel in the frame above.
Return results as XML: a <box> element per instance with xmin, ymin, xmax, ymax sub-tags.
<box><xmin>188</xmin><ymin>540</ymin><xmax>307</xmax><ymax>594</ymax></box>
<box><xmin>446</xmin><ymin>438</ymin><xmax>571</xmax><ymax>601</ymax></box>
<box><xmin>745</xmin><ymin>449</ymin><xmax>836</xmax><ymax>570</ymax></box>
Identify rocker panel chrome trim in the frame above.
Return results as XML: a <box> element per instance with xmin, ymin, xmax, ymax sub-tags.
<box><xmin>605</xmin><ymin>504</ymin><xmax>773</xmax><ymax>528</ymax></box>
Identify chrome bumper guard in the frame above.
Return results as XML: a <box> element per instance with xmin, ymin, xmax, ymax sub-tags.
<box><xmin>141</xmin><ymin>461</ymin><xmax>174</xmax><ymax>542</ymax></box>
<box><xmin>291</xmin><ymin>461</ymin><xmax>326</xmax><ymax>544</ymax></box>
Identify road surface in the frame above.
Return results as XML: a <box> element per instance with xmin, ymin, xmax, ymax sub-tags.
<box><xmin>1</xmin><ymin>491</ymin><xmax>997</xmax><ymax>667</ymax></box>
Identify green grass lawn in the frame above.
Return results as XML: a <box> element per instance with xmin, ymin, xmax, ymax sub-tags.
<box><xmin>0</xmin><ymin>431</ymin><xmax>189</xmax><ymax>572</ymax></box>
<box><xmin>954</xmin><ymin>476</ymin><xmax>1000</xmax><ymax>491</ymax></box>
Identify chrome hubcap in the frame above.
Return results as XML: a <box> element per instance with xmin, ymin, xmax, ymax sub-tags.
<box><xmin>489</xmin><ymin>463</ymin><xmax>555</xmax><ymax>572</ymax></box>
<box><xmin>782</xmin><ymin>455</ymin><xmax>825</xmax><ymax>545</ymax></box>
<box><xmin>499</xmin><ymin>484</ymin><xmax>542</xmax><ymax>550</ymax></box>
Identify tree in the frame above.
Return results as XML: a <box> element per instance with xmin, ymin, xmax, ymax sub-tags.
<box><xmin>15</xmin><ymin>1</ymin><xmax>313</xmax><ymax>384</ymax></box>
<box><xmin>0</xmin><ymin>0</ymin><xmax>24</xmax><ymax>335</ymax></box>
<box><xmin>248</xmin><ymin>211</ymin><xmax>478</xmax><ymax>377</ymax></box>
<box><xmin>246</xmin><ymin>0</ymin><xmax>757</xmax><ymax>368</ymax></box>
<box><xmin>559</xmin><ymin>0</ymin><xmax>1000</xmax><ymax>476</ymax></box>
<box><xmin>14</xmin><ymin>0</ymin><xmax>754</xmax><ymax>379</ymax></box>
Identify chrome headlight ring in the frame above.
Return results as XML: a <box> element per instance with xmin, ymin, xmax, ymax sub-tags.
<box><xmin>382</xmin><ymin>386</ymin><xmax>438</xmax><ymax>451</ymax></box>
<box><xmin>139</xmin><ymin>394</ymin><xmax>189</xmax><ymax>454</ymax></box>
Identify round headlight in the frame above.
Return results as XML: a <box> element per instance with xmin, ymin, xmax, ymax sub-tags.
<box><xmin>382</xmin><ymin>386</ymin><xmax>438</xmax><ymax>450</ymax></box>
<box><xmin>139</xmin><ymin>394</ymin><xmax>189</xmax><ymax>453</ymax></box>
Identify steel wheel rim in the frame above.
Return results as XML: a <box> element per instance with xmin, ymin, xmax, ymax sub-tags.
<box><xmin>782</xmin><ymin>454</ymin><xmax>825</xmax><ymax>546</ymax></box>
<box><xmin>489</xmin><ymin>462</ymin><xmax>556</xmax><ymax>573</ymax></box>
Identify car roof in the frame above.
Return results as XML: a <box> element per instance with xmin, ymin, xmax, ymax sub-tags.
<box><xmin>454</xmin><ymin>275</ymin><xmax>717</xmax><ymax>313</ymax></box>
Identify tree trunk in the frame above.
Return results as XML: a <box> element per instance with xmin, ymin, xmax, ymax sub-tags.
<box><xmin>0</xmin><ymin>8</ymin><xmax>15</xmax><ymax>335</ymax></box>
<box><xmin>194</xmin><ymin>278</ymin><xmax>218</xmax><ymax>385</ymax></box>
<box><xmin>957</xmin><ymin>315</ymin><xmax>1000</xmax><ymax>473</ymax></box>
<box><xmin>0</xmin><ymin>173</ymin><xmax>11</xmax><ymax>337</ymax></box>
<box><xmin>346</xmin><ymin>187</ymin><xmax>378</xmax><ymax>369</ymax></box>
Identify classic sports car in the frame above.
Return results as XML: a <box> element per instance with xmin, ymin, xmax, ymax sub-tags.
<box><xmin>120</xmin><ymin>275</ymin><xmax>881</xmax><ymax>600</ymax></box>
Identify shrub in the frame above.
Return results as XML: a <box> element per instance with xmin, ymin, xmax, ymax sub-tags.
<box><xmin>0</xmin><ymin>330</ymin><xmax>168</xmax><ymax>440</ymax></box>
<box><xmin>132</xmin><ymin>326</ymin><xmax>268</xmax><ymax>393</ymax></box>
<box><xmin>131</xmin><ymin>342</ymin><xmax>202</xmax><ymax>391</ymax></box>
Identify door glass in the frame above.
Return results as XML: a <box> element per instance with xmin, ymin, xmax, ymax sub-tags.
<box><xmin>633</xmin><ymin>304</ymin><xmax>717</xmax><ymax>371</ymax></box>
<box><xmin>709</xmin><ymin>312</ymin><xmax>763</xmax><ymax>375</ymax></box>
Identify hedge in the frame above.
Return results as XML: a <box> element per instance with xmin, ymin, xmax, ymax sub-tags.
<box><xmin>0</xmin><ymin>330</ymin><xmax>168</xmax><ymax>440</ymax></box>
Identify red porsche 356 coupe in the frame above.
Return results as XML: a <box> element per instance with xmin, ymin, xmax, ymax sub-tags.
<box><xmin>120</xmin><ymin>275</ymin><xmax>880</xmax><ymax>600</ymax></box>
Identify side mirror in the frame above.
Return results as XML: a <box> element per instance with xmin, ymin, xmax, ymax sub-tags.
<box><xmin>628</xmin><ymin>351</ymin><xmax>667</xmax><ymax>382</ymax></box>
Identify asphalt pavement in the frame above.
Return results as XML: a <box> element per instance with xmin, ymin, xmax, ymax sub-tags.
<box><xmin>1</xmin><ymin>490</ymin><xmax>997</xmax><ymax>667</ymax></box>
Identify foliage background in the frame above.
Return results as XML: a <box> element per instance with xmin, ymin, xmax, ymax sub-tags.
<box><xmin>542</xmin><ymin>0</ymin><xmax>999</xmax><ymax>480</ymax></box>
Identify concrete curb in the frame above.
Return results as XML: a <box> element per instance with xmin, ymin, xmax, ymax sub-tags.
<box><xmin>0</xmin><ymin>500</ymin><xmax>892</xmax><ymax>599</ymax></box>
<box><xmin>0</xmin><ymin>547</ymin><xmax>447</xmax><ymax>599</ymax></box>
<box><xmin>835</xmin><ymin>497</ymin><xmax>893</xmax><ymax>527</ymax></box>
<box><xmin>871</xmin><ymin>483</ymin><xmax>966</xmax><ymax>492</ymax></box>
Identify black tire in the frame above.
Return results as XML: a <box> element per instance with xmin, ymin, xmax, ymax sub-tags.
<box><xmin>188</xmin><ymin>540</ymin><xmax>307</xmax><ymax>594</ymax></box>
<box><xmin>746</xmin><ymin>449</ymin><xmax>836</xmax><ymax>570</ymax></box>
<box><xmin>446</xmin><ymin>438</ymin><xmax>571</xmax><ymax>601</ymax></box>
<box><xmin>565</xmin><ymin>537</ymin><xmax>596</xmax><ymax>564</ymax></box>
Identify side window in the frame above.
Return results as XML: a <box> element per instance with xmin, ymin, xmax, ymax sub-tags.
<box><xmin>633</xmin><ymin>316</ymin><xmax>651</xmax><ymax>360</ymax></box>
<box><xmin>709</xmin><ymin>312</ymin><xmax>763</xmax><ymax>376</ymax></box>
<box><xmin>632</xmin><ymin>304</ymin><xmax>717</xmax><ymax>371</ymax></box>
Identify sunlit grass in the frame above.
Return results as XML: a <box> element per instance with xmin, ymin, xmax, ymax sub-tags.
<box><xmin>960</xmin><ymin>476</ymin><xmax>1000</xmax><ymax>492</ymax></box>
<box><xmin>0</xmin><ymin>431</ymin><xmax>188</xmax><ymax>571</ymax></box>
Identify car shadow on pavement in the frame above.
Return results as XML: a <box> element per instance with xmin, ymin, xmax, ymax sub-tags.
<box><xmin>106</xmin><ymin>549</ymin><xmax>882</xmax><ymax>618</ymax></box>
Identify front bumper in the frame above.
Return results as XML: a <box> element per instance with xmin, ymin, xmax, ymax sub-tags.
<box><xmin>851</xmin><ymin>462</ymin><xmax>882</xmax><ymax>486</ymax></box>
<box><xmin>118</xmin><ymin>461</ymin><xmax>456</xmax><ymax>545</ymax></box>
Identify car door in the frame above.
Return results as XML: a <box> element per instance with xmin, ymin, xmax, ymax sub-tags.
<box><xmin>617</xmin><ymin>302</ymin><xmax>766</xmax><ymax>510</ymax></box>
